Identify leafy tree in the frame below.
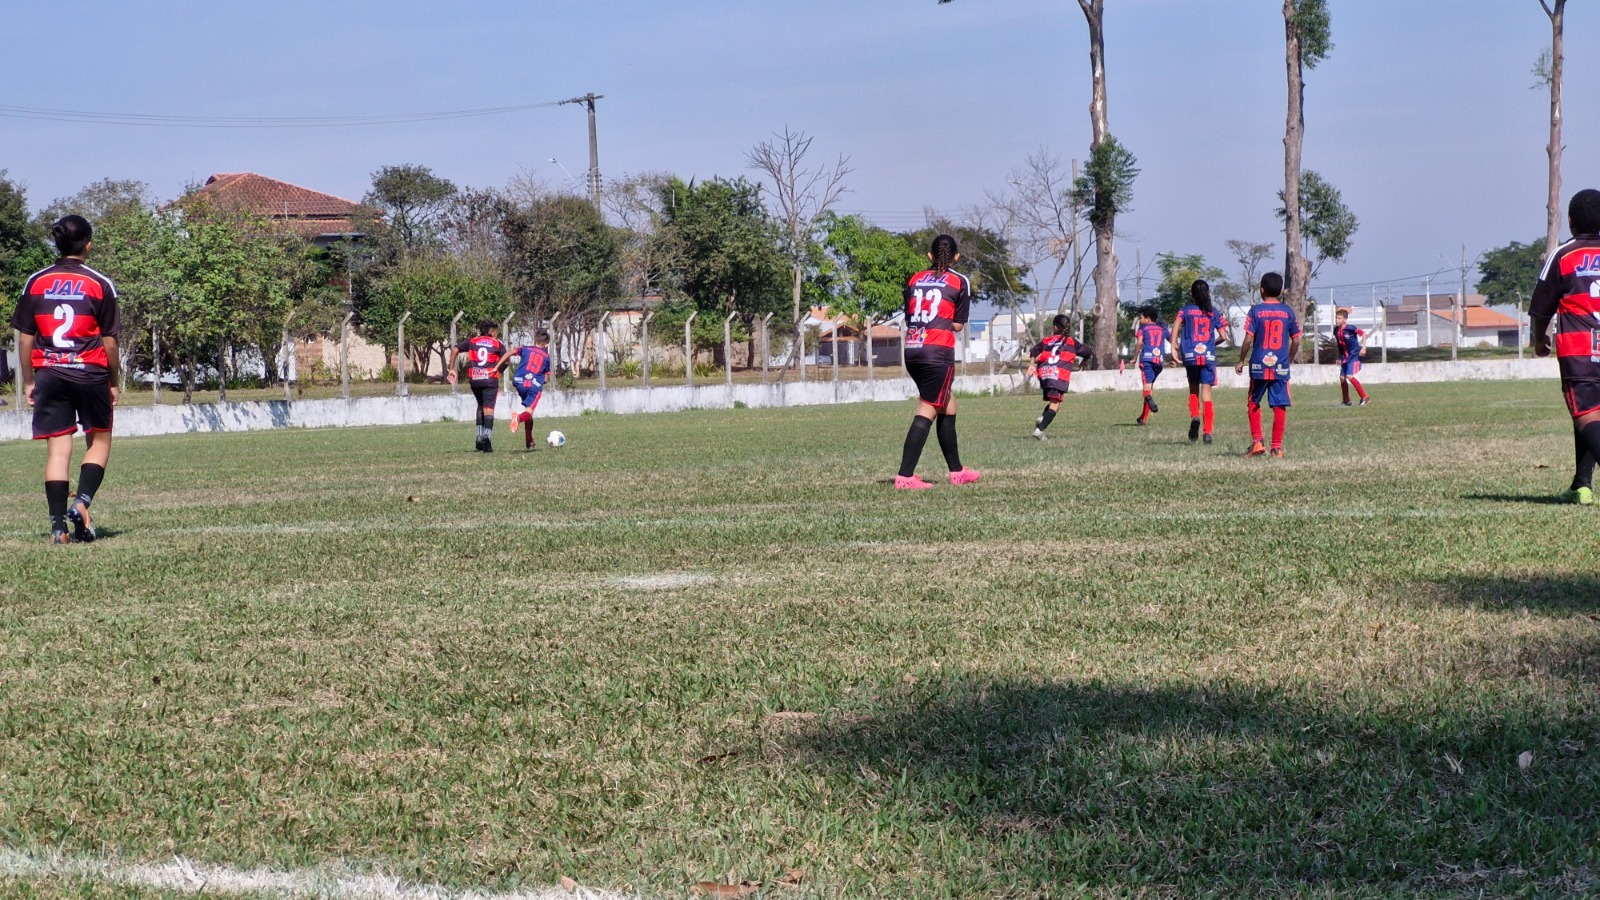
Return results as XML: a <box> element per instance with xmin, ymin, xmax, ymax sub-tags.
<box><xmin>603</xmin><ymin>171</ymin><xmax>682</xmax><ymax>302</ymax></box>
<box><xmin>0</xmin><ymin>172</ymin><xmax>51</xmax><ymax>329</ymax></box>
<box><xmin>364</xmin><ymin>164</ymin><xmax>458</xmax><ymax>254</ymax></box>
<box><xmin>360</xmin><ymin>255</ymin><xmax>508</xmax><ymax>375</ymax></box>
<box><xmin>1276</xmin><ymin>170</ymin><xmax>1357</xmax><ymax>278</ymax></box>
<box><xmin>899</xmin><ymin>221</ymin><xmax>1030</xmax><ymax>309</ymax></box>
<box><xmin>35</xmin><ymin>179</ymin><xmax>154</xmax><ymax>227</ymax></box>
<box><xmin>1149</xmin><ymin>253</ymin><xmax>1227</xmax><ymax>321</ymax></box>
<box><xmin>1476</xmin><ymin>238</ymin><xmax>1545</xmax><ymax>307</ymax></box>
<box><xmin>815</xmin><ymin>214</ymin><xmax>927</xmax><ymax>323</ymax></box>
<box><xmin>501</xmin><ymin>191</ymin><xmax>623</xmax><ymax>371</ymax></box>
<box><xmin>1283</xmin><ymin>0</ymin><xmax>1332</xmax><ymax>358</ymax></box>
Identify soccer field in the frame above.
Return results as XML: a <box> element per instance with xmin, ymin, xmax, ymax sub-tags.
<box><xmin>1</xmin><ymin>379</ymin><xmax>1596</xmax><ymax>899</ymax></box>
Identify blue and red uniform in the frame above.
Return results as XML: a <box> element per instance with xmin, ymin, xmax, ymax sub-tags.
<box><xmin>1245</xmin><ymin>301</ymin><xmax>1300</xmax><ymax>409</ymax></box>
<box><xmin>1335</xmin><ymin>323</ymin><xmax>1364</xmax><ymax>377</ymax></box>
<box><xmin>510</xmin><ymin>344</ymin><xmax>551</xmax><ymax>411</ymax></box>
<box><xmin>1174</xmin><ymin>304</ymin><xmax>1228</xmax><ymax>386</ymax></box>
<box><xmin>1136</xmin><ymin>322</ymin><xmax>1169</xmax><ymax>385</ymax></box>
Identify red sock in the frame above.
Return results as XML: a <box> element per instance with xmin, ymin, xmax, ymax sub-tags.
<box><xmin>1271</xmin><ymin>408</ymin><xmax>1287</xmax><ymax>449</ymax></box>
<box><xmin>1203</xmin><ymin>400</ymin><xmax>1214</xmax><ymax>434</ymax></box>
<box><xmin>524</xmin><ymin>420</ymin><xmax>533</xmax><ymax>443</ymax></box>
<box><xmin>1247</xmin><ymin>403</ymin><xmax>1263</xmax><ymax>443</ymax></box>
<box><xmin>1351</xmin><ymin>378</ymin><xmax>1367</xmax><ymax>400</ymax></box>
<box><xmin>1188</xmin><ymin>395</ymin><xmax>1200</xmax><ymax>418</ymax></box>
<box><xmin>1341</xmin><ymin>381</ymin><xmax>1350</xmax><ymax>403</ymax></box>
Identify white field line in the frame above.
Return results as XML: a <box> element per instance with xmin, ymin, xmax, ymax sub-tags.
<box><xmin>0</xmin><ymin>848</ymin><xmax>648</xmax><ymax>900</ymax></box>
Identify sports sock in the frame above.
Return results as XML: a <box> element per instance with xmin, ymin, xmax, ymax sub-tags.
<box><xmin>74</xmin><ymin>463</ymin><xmax>105</xmax><ymax>508</ymax></box>
<box><xmin>484</xmin><ymin>415</ymin><xmax>495</xmax><ymax>435</ymax></box>
<box><xmin>1351</xmin><ymin>378</ymin><xmax>1367</xmax><ymax>400</ymax></box>
<box><xmin>524</xmin><ymin>420</ymin><xmax>534</xmax><ymax>446</ymax></box>
<box><xmin>1271</xmin><ymin>408</ymin><xmax>1287</xmax><ymax>449</ymax></box>
<box><xmin>1341</xmin><ymin>381</ymin><xmax>1350</xmax><ymax>403</ymax></box>
<box><xmin>1202</xmin><ymin>400</ymin><xmax>1215</xmax><ymax>434</ymax></box>
<box><xmin>1247</xmin><ymin>402</ymin><xmax>1263</xmax><ymax>443</ymax></box>
<box><xmin>899</xmin><ymin>416</ymin><xmax>933</xmax><ymax>478</ymax></box>
<box><xmin>936</xmin><ymin>414</ymin><xmax>962</xmax><ymax>472</ymax></box>
<box><xmin>1576</xmin><ymin>421</ymin><xmax>1600</xmax><ymax>489</ymax></box>
<box><xmin>45</xmin><ymin>480</ymin><xmax>69</xmax><ymax>526</ymax></box>
<box><xmin>1188</xmin><ymin>394</ymin><xmax>1200</xmax><ymax>418</ymax></box>
<box><xmin>1036</xmin><ymin>407</ymin><xmax>1057</xmax><ymax>432</ymax></box>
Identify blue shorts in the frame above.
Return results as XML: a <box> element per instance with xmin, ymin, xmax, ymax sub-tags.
<box><xmin>1140</xmin><ymin>361</ymin><xmax>1163</xmax><ymax>385</ymax></box>
<box><xmin>1249</xmin><ymin>378</ymin><xmax>1292</xmax><ymax>409</ymax></box>
<box><xmin>1184</xmin><ymin>362</ymin><xmax>1216</xmax><ymax>387</ymax></box>
<box><xmin>1340</xmin><ymin>357</ymin><xmax>1362</xmax><ymax>377</ymax></box>
<box><xmin>516</xmin><ymin>386</ymin><xmax>544</xmax><ymax>409</ymax></box>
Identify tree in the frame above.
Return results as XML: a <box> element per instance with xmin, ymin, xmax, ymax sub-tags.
<box><xmin>1536</xmin><ymin>0</ymin><xmax>1567</xmax><ymax>257</ymax></box>
<box><xmin>900</xmin><ymin>220</ymin><xmax>1030</xmax><ymax>310</ymax></box>
<box><xmin>746</xmin><ymin>128</ymin><xmax>850</xmax><ymax>370</ymax></box>
<box><xmin>360</xmin><ymin>255</ymin><xmax>508</xmax><ymax>375</ymax></box>
<box><xmin>1276</xmin><ymin>170</ymin><xmax>1357</xmax><ymax>279</ymax></box>
<box><xmin>815</xmin><ymin>213</ymin><xmax>928</xmax><ymax>323</ymax></box>
<box><xmin>364</xmin><ymin>164</ymin><xmax>458</xmax><ymax>254</ymax></box>
<box><xmin>1223</xmin><ymin>239</ymin><xmax>1275</xmax><ymax>312</ymax></box>
<box><xmin>36</xmin><ymin>178</ymin><xmax>154</xmax><ymax>227</ymax></box>
<box><xmin>1283</xmin><ymin>0</ymin><xmax>1332</xmax><ymax>359</ymax></box>
<box><xmin>603</xmin><ymin>171</ymin><xmax>682</xmax><ymax>301</ymax></box>
<box><xmin>1000</xmin><ymin>150</ymin><xmax>1089</xmax><ymax>319</ymax></box>
<box><xmin>500</xmin><ymin>190</ymin><xmax>623</xmax><ymax>372</ymax></box>
<box><xmin>0</xmin><ymin>172</ymin><xmax>51</xmax><ymax>325</ymax></box>
<box><xmin>1476</xmin><ymin>237</ymin><xmax>1545</xmax><ymax>307</ymax></box>
<box><xmin>657</xmin><ymin>176</ymin><xmax>787</xmax><ymax>364</ymax></box>
<box><xmin>1150</xmin><ymin>253</ymin><xmax>1227</xmax><ymax>321</ymax></box>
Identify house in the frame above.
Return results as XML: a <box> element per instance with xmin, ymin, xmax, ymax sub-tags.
<box><xmin>1428</xmin><ymin>305</ymin><xmax>1522</xmax><ymax>348</ymax></box>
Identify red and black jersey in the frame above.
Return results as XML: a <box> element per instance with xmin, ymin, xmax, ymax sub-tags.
<box><xmin>1531</xmin><ymin>233</ymin><xmax>1600</xmax><ymax>382</ymax></box>
<box><xmin>1030</xmin><ymin>334</ymin><xmax>1088</xmax><ymax>382</ymax></box>
<box><xmin>10</xmin><ymin>258</ymin><xmax>120</xmax><ymax>383</ymax></box>
<box><xmin>903</xmin><ymin>268</ymin><xmax>971</xmax><ymax>358</ymax></box>
<box><xmin>457</xmin><ymin>335</ymin><xmax>506</xmax><ymax>382</ymax></box>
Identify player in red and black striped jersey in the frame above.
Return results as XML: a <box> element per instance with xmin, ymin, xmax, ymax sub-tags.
<box><xmin>894</xmin><ymin>234</ymin><xmax>981</xmax><ymax>489</ymax></box>
<box><xmin>1026</xmin><ymin>314</ymin><xmax>1089</xmax><ymax>440</ymax></box>
<box><xmin>447</xmin><ymin>319</ymin><xmax>506</xmax><ymax>452</ymax></box>
<box><xmin>8</xmin><ymin>216</ymin><xmax>121</xmax><ymax>543</ymax></box>
<box><xmin>1531</xmin><ymin>188</ymin><xmax>1600</xmax><ymax>503</ymax></box>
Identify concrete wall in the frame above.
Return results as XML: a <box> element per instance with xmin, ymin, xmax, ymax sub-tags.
<box><xmin>0</xmin><ymin>357</ymin><xmax>1561</xmax><ymax>443</ymax></box>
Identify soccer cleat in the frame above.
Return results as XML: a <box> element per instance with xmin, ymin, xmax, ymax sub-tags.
<box><xmin>508</xmin><ymin>416</ymin><xmax>519</xmax><ymax>434</ymax></box>
<box><xmin>1031</xmin><ymin>428</ymin><xmax>1047</xmax><ymax>441</ymax></box>
<box><xmin>894</xmin><ymin>474</ymin><xmax>934</xmax><ymax>490</ymax></box>
<box><xmin>1246</xmin><ymin>441</ymin><xmax>1267</xmax><ymax>457</ymax></box>
<box><xmin>474</xmin><ymin>438</ymin><xmax>486</xmax><ymax>452</ymax></box>
<box><xmin>949</xmin><ymin>468</ymin><xmax>982</xmax><ymax>486</ymax></box>
<box><xmin>66</xmin><ymin>501</ymin><xmax>96</xmax><ymax>543</ymax></box>
<box><xmin>482</xmin><ymin>440</ymin><xmax>493</xmax><ymax>453</ymax></box>
<box><xmin>1188</xmin><ymin>418</ymin><xmax>1201</xmax><ymax>442</ymax></box>
<box><xmin>1560</xmin><ymin>486</ymin><xmax>1595</xmax><ymax>505</ymax></box>
<box><xmin>1358</xmin><ymin>397</ymin><xmax>1370</xmax><ymax>407</ymax></box>
<box><xmin>1270</xmin><ymin>447</ymin><xmax>1285</xmax><ymax>459</ymax></box>
<box><xmin>1341</xmin><ymin>401</ymin><xmax>1352</xmax><ymax>407</ymax></box>
<box><xmin>1135</xmin><ymin>417</ymin><xmax>1147</xmax><ymax>426</ymax></box>
<box><xmin>1202</xmin><ymin>433</ymin><xmax>1214</xmax><ymax>445</ymax></box>
<box><xmin>49</xmin><ymin>525</ymin><xmax>71</xmax><ymax>545</ymax></box>
<box><xmin>1147</xmin><ymin>399</ymin><xmax>1159</xmax><ymax>414</ymax></box>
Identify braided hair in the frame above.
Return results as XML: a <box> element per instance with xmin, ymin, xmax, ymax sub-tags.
<box><xmin>929</xmin><ymin>234</ymin><xmax>958</xmax><ymax>273</ymax></box>
<box><xmin>1190</xmin><ymin>279</ymin><xmax>1213</xmax><ymax>315</ymax></box>
<box><xmin>1052</xmin><ymin>314</ymin><xmax>1070</xmax><ymax>335</ymax></box>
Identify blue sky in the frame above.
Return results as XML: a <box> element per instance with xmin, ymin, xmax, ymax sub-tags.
<box><xmin>2</xmin><ymin>1</ymin><xmax>1593</xmax><ymax>302</ymax></box>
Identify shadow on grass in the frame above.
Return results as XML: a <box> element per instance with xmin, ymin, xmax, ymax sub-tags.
<box><xmin>1421</xmin><ymin>574</ymin><xmax>1600</xmax><ymax>616</ymax></box>
<box><xmin>788</xmin><ymin>673</ymin><xmax>1598</xmax><ymax>895</ymax></box>
<box><xmin>1462</xmin><ymin>493</ymin><xmax>1570</xmax><ymax>506</ymax></box>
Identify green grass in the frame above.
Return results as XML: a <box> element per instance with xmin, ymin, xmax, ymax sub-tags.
<box><xmin>0</xmin><ymin>380</ymin><xmax>1596</xmax><ymax>899</ymax></box>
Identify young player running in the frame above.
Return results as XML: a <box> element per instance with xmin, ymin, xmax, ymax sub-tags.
<box><xmin>1334</xmin><ymin>308</ymin><xmax>1370</xmax><ymax>406</ymax></box>
<box><xmin>1170</xmin><ymin>279</ymin><xmax>1230</xmax><ymax>444</ymax></box>
<box><xmin>894</xmin><ymin>234</ymin><xmax>981</xmax><ymax>489</ymax></box>
<box><xmin>1026</xmin><ymin>314</ymin><xmax>1090</xmax><ymax>440</ymax></box>
<box><xmin>497</xmin><ymin>330</ymin><xmax>551</xmax><ymax>451</ymax></box>
<box><xmin>1531</xmin><ymin>188</ymin><xmax>1600</xmax><ymax>505</ymax></box>
<box><xmin>1134</xmin><ymin>306</ymin><xmax>1169</xmax><ymax>425</ymax></box>
<box><xmin>1234</xmin><ymin>272</ymin><xmax>1302</xmax><ymax>458</ymax></box>
<box><xmin>448</xmin><ymin>319</ymin><xmax>506</xmax><ymax>452</ymax></box>
<box><xmin>9</xmin><ymin>215</ymin><xmax>121</xmax><ymax>543</ymax></box>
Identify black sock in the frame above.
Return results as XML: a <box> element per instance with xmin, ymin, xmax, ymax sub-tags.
<box><xmin>1577</xmin><ymin>422</ymin><xmax>1600</xmax><ymax>489</ymax></box>
<box><xmin>484</xmin><ymin>416</ymin><xmax>494</xmax><ymax>437</ymax></box>
<box><xmin>75</xmin><ymin>463</ymin><xmax>105</xmax><ymax>508</ymax></box>
<box><xmin>898</xmin><ymin>416</ymin><xmax>933</xmax><ymax>478</ymax></box>
<box><xmin>45</xmin><ymin>481</ymin><xmax>69</xmax><ymax>525</ymax></box>
<box><xmin>936</xmin><ymin>413</ymin><xmax>962</xmax><ymax>472</ymax></box>
<box><xmin>1036</xmin><ymin>408</ymin><xmax>1057</xmax><ymax>431</ymax></box>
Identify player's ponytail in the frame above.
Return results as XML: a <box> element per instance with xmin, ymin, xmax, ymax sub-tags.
<box><xmin>1190</xmin><ymin>279</ymin><xmax>1213</xmax><ymax>315</ymax></box>
<box><xmin>929</xmin><ymin>234</ymin><xmax>958</xmax><ymax>273</ymax></box>
<box><xmin>1052</xmin><ymin>313</ymin><xmax>1070</xmax><ymax>335</ymax></box>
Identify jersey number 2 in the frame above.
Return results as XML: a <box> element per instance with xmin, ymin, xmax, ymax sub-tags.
<box><xmin>51</xmin><ymin>304</ymin><xmax>76</xmax><ymax>348</ymax></box>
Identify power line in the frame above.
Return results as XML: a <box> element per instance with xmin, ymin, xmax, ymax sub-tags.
<box><xmin>0</xmin><ymin>100</ymin><xmax>566</xmax><ymax>129</ymax></box>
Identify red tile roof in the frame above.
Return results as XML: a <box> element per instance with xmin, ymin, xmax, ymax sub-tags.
<box><xmin>189</xmin><ymin>173</ymin><xmax>372</xmax><ymax>238</ymax></box>
<box><xmin>1431</xmin><ymin>306</ymin><xmax>1519</xmax><ymax>329</ymax></box>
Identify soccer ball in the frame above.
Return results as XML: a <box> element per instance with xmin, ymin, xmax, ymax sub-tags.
<box><xmin>546</xmin><ymin>430</ymin><xmax>567</xmax><ymax>448</ymax></box>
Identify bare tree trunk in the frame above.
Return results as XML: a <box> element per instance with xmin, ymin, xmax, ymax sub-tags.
<box><xmin>1283</xmin><ymin>0</ymin><xmax>1313</xmax><ymax>360</ymax></box>
<box><xmin>1542</xmin><ymin>0</ymin><xmax>1566</xmax><ymax>257</ymax></box>
<box><xmin>1078</xmin><ymin>0</ymin><xmax>1120</xmax><ymax>367</ymax></box>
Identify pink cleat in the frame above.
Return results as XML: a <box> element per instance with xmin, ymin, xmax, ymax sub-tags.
<box><xmin>894</xmin><ymin>474</ymin><xmax>935</xmax><ymax>490</ymax></box>
<box><xmin>948</xmin><ymin>468</ymin><xmax>982</xmax><ymax>486</ymax></box>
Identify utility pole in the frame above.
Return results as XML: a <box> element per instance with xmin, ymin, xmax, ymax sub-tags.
<box><xmin>559</xmin><ymin>93</ymin><xmax>604</xmax><ymax>205</ymax></box>
<box><xmin>1134</xmin><ymin>246</ymin><xmax>1143</xmax><ymax>305</ymax></box>
<box><xmin>1457</xmin><ymin>244</ymin><xmax>1467</xmax><ymax>363</ymax></box>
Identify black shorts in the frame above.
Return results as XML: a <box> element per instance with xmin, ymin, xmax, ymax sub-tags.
<box><xmin>470</xmin><ymin>379</ymin><xmax>500</xmax><ymax>411</ymax></box>
<box><xmin>1563</xmin><ymin>380</ymin><xmax>1600</xmax><ymax>418</ymax></box>
<box><xmin>32</xmin><ymin>368</ymin><xmax>113</xmax><ymax>439</ymax></box>
<box><xmin>906</xmin><ymin>355</ymin><xmax>955</xmax><ymax>406</ymax></box>
<box><xmin>1039</xmin><ymin>379</ymin><xmax>1070</xmax><ymax>403</ymax></box>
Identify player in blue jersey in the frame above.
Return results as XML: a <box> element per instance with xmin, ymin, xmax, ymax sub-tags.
<box><xmin>1234</xmin><ymin>273</ymin><xmax>1302</xmax><ymax>458</ymax></box>
<box><xmin>1333</xmin><ymin>308</ymin><xmax>1369</xmax><ymax>406</ymax></box>
<box><xmin>496</xmin><ymin>330</ymin><xmax>552</xmax><ymax>451</ymax></box>
<box><xmin>1170</xmin><ymin>279</ymin><xmax>1231</xmax><ymax>444</ymax></box>
<box><xmin>1133</xmin><ymin>306</ymin><xmax>1169</xmax><ymax>426</ymax></box>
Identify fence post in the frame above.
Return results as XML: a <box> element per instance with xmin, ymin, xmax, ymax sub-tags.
<box><xmin>13</xmin><ymin>329</ymin><xmax>23</xmax><ymax>402</ymax></box>
<box><xmin>449</xmin><ymin>311</ymin><xmax>464</xmax><ymax>394</ymax></box>
<box><xmin>151</xmin><ymin>322</ymin><xmax>160</xmax><ymax>404</ymax></box>
<box><xmin>597</xmin><ymin>312</ymin><xmax>609</xmax><ymax>391</ymax></box>
<box><xmin>684</xmin><ymin>311</ymin><xmax>698</xmax><ymax>386</ymax></box>
<box><xmin>724</xmin><ymin>311</ymin><xmax>737</xmax><ymax>387</ymax></box>
<box><xmin>898</xmin><ymin>313</ymin><xmax>907</xmax><ymax>373</ymax></box>
<box><xmin>219</xmin><ymin>341</ymin><xmax>229</xmax><ymax>403</ymax></box>
<box><xmin>760</xmin><ymin>313</ymin><xmax>773</xmax><ymax>385</ymax></box>
<box><xmin>642</xmin><ymin>310</ymin><xmax>655</xmax><ymax>387</ymax></box>
<box><xmin>798</xmin><ymin>320</ymin><xmax>807</xmax><ymax>383</ymax></box>
<box><xmin>830</xmin><ymin>320</ymin><xmax>840</xmax><ymax>383</ymax></box>
<box><xmin>339</xmin><ymin>312</ymin><xmax>354</xmax><ymax>399</ymax></box>
<box><xmin>282</xmin><ymin>310</ymin><xmax>295</xmax><ymax>402</ymax></box>
<box><xmin>865</xmin><ymin>317</ymin><xmax>876</xmax><ymax>382</ymax></box>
